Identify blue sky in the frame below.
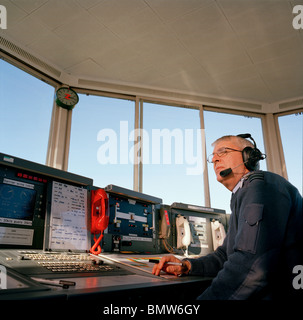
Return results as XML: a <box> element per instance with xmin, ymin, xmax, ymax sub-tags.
<box><xmin>0</xmin><ymin>59</ymin><xmax>302</xmax><ymax>213</ymax></box>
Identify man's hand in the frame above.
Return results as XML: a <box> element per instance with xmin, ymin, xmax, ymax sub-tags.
<box><xmin>152</xmin><ymin>255</ymin><xmax>191</xmax><ymax>276</ymax></box>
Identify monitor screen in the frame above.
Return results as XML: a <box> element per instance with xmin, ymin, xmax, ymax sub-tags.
<box><xmin>46</xmin><ymin>181</ymin><xmax>89</xmax><ymax>252</ymax></box>
<box><xmin>0</xmin><ymin>181</ymin><xmax>37</xmax><ymax>225</ymax></box>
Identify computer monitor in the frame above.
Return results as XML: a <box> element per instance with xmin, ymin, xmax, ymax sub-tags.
<box><xmin>0</xmin><ymin>153</ymin><xmax>93</xmax><ymax>250</ymax></box>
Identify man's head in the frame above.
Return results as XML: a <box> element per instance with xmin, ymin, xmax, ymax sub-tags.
<box><xmin>209</xmin><ymin>135</ymin><xmax>255</xmax><ymax>191</ymax></box>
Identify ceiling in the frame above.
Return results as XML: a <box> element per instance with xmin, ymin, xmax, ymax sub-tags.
<box><xmin>0</xmin><ymin>0</ymin><xmax>303</xmax><ymax>107</ymax></box>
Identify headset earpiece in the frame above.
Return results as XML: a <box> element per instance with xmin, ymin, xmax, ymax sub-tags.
<box><xmin>237</xmin><ymin>133</ymin><xmax>265</xmax><ymax>171</ymax></box>
<box><xmin>242</xmin><ymin>146</ymin><xmax>262</xmax><ymax>171</ymax></box>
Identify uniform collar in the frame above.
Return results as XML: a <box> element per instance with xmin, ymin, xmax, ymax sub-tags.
<box><xmin>232</xmin><ymin>171</ymin><xmax>253</xmax><ymax>194</ymax></box>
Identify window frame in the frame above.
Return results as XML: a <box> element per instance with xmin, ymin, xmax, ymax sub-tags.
<box><xmin>1</xmin><ymin>54</ymin><xmax>299</xmax><ymax>210</ymax></box>
<box><xmin>274</xmin><ymin>108</ymin><xmax>303</xmax><ymax>193</ymax></box>
<box><xmin>0</xmin><ymin>55</ymin><xmax>57</xmax><ymax>165</ymax></box>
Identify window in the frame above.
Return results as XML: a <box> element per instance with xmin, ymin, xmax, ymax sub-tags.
<box><xmin>278</xmin><ymin>112</ymin><xmax>302</xmax><ymax>195</ymax></box>
<box><xmin>0</xmin><ymin>59</ymin><xmax>53</xmax><ymax>164</ymax></box>
<box><xmin>142</xmin><ymin>102</ymin><xmax>204</xmax><ymax>205</ymax></box>
<box><xmin>204</xmin><ymin>110</ymin><xmax>266</xmax><ymax>213</ymax></box>
<box><xmin>68</xmin><ymin>94</ymin><xmax>135</xmax><ymax>189</ymax></box>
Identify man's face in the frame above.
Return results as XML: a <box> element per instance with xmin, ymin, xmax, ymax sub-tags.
<box><xmin>212</xmin><ymin>138</ymin><xmax>249</xmax><ymax>190</ymax></box>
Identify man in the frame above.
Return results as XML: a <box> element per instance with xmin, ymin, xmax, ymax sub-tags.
<box><xmin>152</xmin><ymin>134</ymin><xmax>303</xmax><ymax>300</ymax></box>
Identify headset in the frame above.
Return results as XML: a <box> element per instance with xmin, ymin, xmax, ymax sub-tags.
<box><xmin>237</xmin><ymin>133</ymin><xmax>266</xmax><ymax>171</ymax></box>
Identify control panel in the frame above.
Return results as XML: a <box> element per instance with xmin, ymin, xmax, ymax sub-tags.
<box><xmin>101</xmin><ymin>185</ymin><xmax>162</xmax><ymax>253</ymax></box>
<box><xmin>158</xmin><ymin>202</ymin><xmax>227</xmax><ymax>256</ymax></box>
<box><xmin>0</xmin><ymin>250</ymin><xmax>132</xmax><ymax>278</ymax></box>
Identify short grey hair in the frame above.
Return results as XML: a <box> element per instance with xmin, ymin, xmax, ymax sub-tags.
<box><xmin>211</xmin><ymin>135</ymin><xmax>254</xmax><ymax>150</ymax></box>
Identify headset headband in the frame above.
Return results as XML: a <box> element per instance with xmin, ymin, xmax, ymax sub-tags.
<box><xmin>237</xmin><ymin>133</ymin><xmax>257</xmax><ymax>149</ymax></box>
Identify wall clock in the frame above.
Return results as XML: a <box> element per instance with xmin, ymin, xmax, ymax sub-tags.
<box><xmin>55</xmin><ymin>87</ymin><xmax>79</xmax><ymax>110</ymax></box>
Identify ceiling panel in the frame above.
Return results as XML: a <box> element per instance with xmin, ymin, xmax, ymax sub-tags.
<box><xmin>1</xmin><ymin>0</ymin><xmax>27</xmax><ymax>26</ymax></box>
<box><xmin>100</xmin><ymin>7</ymin><xmax>163</xmax><ymax>42</ymax></box>
<box><xmin>168</xmin><ymin>1</ymin><xmax>227</xmax><ymax>38</ymax></box>
<box><xmin>87</xmin><ymin>0</ymin><xmax>148</xmax><ymax>27</ymax></box>
<box><xmin>65</xmin><ymin>58</ymin><xmax>106</xmax><ymax>79</ymax></box>
<box><xmin>10</xmin><ymin>0</ymin><xmax>48</xmax><ymax>14</ymax></box>
<box><xmin>4</xmin><ymin>14</ymin><xmax>51</xmax><ymax>46</ymax></box>
<box><xmin>219</xmin><ymin>75</ymin><xmax>273</xmax><ymax>102</ymax></box>
<box><xmin>145</xmin><ymin>0</ymin><xmax>212</xmax><ymax>22</ymax></box>
<box><xmin>224</xmin><ymin>1</ymin><xmax>294</xmax><ymax>50</ymax></box>
<box><xmin>29</xmin><ymin>0</ymin><xmax>84</xmax><ymax>30</ymax></box>
<box><xmin>247</xmin><ymin>34</ymin><xmax>303</xmax><ymax>64</ymax></box>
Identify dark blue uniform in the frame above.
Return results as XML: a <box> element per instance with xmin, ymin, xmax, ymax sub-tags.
<box><xmin>186</xmin><ymin>171</ymin><xmax>303</xmax><ymax>300</ymax></box>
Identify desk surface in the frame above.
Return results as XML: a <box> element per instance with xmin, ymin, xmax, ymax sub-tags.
<box><xmin>0</xmin><ymin>250</ymin><xmax>212</xmax><ymax>301</ymax></box>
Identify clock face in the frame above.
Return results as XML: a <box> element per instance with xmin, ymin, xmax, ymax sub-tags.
<box><xmin>55</xmin><ymin>87</ymin><xmax>79</xmax><ymax>110</ymax></box>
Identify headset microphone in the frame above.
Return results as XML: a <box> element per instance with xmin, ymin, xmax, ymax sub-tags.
<box><xmin>219</xmin><ymin>161</ymin><xmax>248</xmax><ymax>178</ymax></box>
<box><xmin>219</xmin><ymin>168</ymin><xmax>232</xmax><ymax>177</ymax></box>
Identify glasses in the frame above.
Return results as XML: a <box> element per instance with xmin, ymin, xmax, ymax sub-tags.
<box><xmin>207</xmin><ymin>147</ymin><xmax>242</xmax><ymax>163</ymax></box>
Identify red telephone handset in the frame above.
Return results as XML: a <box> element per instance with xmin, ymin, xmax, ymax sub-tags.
<box><xmin>90</xmin><ymin>189</ymin><xmax>109</xmax><ymax>255</ymax></box>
